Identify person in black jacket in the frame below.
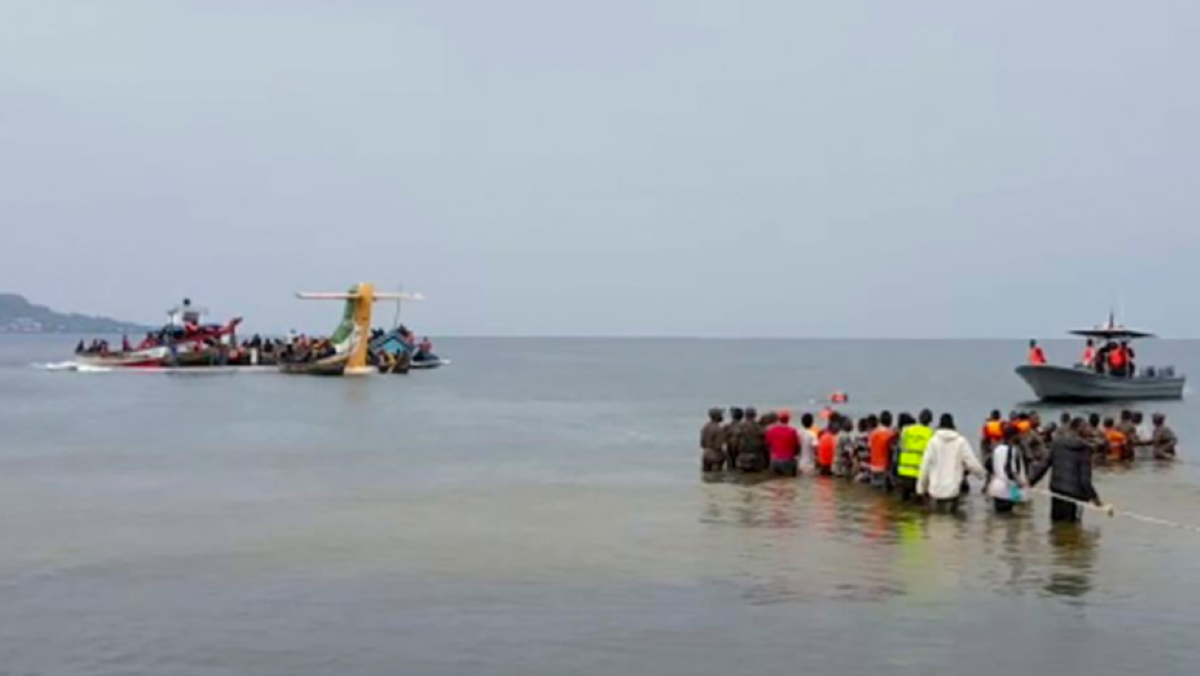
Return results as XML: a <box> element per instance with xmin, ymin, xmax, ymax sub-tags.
<box><xmin>1029</xmin><ymin>417</ymin><xmax>1109</xmax><ymax>523</ymax></box>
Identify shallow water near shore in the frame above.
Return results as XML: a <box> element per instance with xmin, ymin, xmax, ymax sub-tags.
<box><xmin>3</xmin><ymin>335</ymin><xmax>1200</xmax><ymax>675</ymax></box>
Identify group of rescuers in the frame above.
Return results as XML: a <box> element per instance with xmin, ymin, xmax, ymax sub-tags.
<box><xmin>700</xmin><ymin>406</ymin><xmax>1178</xmax><ymax>523</ymax></box>
<box><xmin>1027</xmin><ymin>338</ymin><xmax>1138</xmax><ymax>378</ymax></box>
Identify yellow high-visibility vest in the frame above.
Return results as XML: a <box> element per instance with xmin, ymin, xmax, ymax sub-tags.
<box><xmin>898</xmin><ymin>424</ymin><xmax>933</xmax><ymax>479</ymax></box>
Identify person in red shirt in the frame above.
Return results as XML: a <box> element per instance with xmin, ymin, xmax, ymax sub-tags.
<box><xmin>1028</xmin><ymin>340</ymin><xmax>1047</xmax><ymax>365</ymax></box>
<box><xmin>765</xmin><ymin>411</ymin><xmax>801</xmax><ymax>477</ymax></box>
<box><xmin>868</xmin><ymin>411</ymin><xmax>897</xmax><ymax>490</ymax></box>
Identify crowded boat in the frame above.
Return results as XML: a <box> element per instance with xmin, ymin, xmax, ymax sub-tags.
<box><xmin>700</xmin><ymin>405</ymin><xmax>1179</xmax><ymax>523</ymax></box>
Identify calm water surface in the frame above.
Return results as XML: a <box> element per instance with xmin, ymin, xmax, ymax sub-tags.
<box><xmin>2</xmin><ymin>336</ymin><xmax>1199</xmax><ymax>675</ymax></box>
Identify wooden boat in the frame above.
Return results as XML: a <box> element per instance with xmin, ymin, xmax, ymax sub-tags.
<box><xmin>75</xmin><ymin>345</ymin><xmax>170</xmax><ymax>368</ymax></box>
<box><xmin>278</xmin><ymin>351</ymin><xmax>350</xmax><ymax>376</ymax></box>
<box><xmin>1016</xmin><ymin>321</ymin><xmax>1185</xmax><ymax>401</ymax></box>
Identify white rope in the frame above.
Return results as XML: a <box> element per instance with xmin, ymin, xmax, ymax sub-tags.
<box><xmin>1026</xmin><ymin>487</ymin><xmax>1200</xmax><ymax>534</ymax></box>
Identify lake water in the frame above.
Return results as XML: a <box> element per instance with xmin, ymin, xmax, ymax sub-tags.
<box><xmin>2</xmin><ymin>336</ymin><xmax>1199</xmax><ymax>675</ymax></box>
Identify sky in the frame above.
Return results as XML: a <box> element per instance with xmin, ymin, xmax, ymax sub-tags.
<box><xmin>2</xmin><ymin>0</ymin><xmax>1199</xmax><ymax>337</ymax></box>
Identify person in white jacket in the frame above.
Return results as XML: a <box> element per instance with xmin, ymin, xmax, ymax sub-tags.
<box><xmin>987</xmin><ymin>423</ymin><xmax>1029</xmax><ymax>514</ymax></box>
<box><xmin>916</xmin><ymin>413</ymin><xmax>986</xmax><ymax>512</ymax></box>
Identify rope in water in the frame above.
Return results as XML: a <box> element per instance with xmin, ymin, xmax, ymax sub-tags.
<box><xmin>1026</xmin><ymin>487</ymin><xmax>1200</xmax><ymax>534</ymax></box>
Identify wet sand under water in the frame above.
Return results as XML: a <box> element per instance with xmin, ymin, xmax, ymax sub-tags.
<box><xmin>3</xmin><ymin>336</ymin><xmax>1200</xmax><ymax>675</ymax></box>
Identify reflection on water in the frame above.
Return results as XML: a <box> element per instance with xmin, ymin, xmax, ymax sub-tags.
<box><xmin>1045</xmin><ymin>525</ymin><xmax>1099</xmax><ymax>602</ymax></box>
<box><xmin>699</xmin><ymin>475</ymin><xmax>1106</xmax><ymax>607</ymax></box>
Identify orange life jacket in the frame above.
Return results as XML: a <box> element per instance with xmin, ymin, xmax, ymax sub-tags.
<box><xmin>817</xmin><ymin>431</ymin><xmax>837</xmax><ymax>468</ymax></box>
<box><xmin>1110</xmin><ymin>347</ymin><xmax>1128</xmax><ymax>369</ymax></box>
<box><xmin>1082</xmin><ymin>347</ymin><xmax>1096</xmax><ymax>365</ymax></box>
<box><xmin>983</xmin><ymin>421</ymin><xmax>1004</xmax><ymax>441</ymax></box>
<box><xmin>1014</xmin><ymin>420</ymin><xmax>1033</xmax><ymax>434</ymax></box>
<box><xmin>1106</xmin><ymin>429</ymin><xmax>1129</xmax><ymax>460</ymax></box>
<box><xmin>1029</xmin><ymin>347</ymin><xmax>1047</xmax><ymax>365</ymax></box>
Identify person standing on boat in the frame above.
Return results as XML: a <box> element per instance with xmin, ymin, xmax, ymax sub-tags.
<box><xmin>1080</xmin><ymin>339</ymin><xmax>1097</xmax><ymax>369</ymax></box>
<box><xmin>1027</xmin><ymin>340</ymin><xmax>1047</xmax><ymax>365</ymax></box>
<box><xmin>1107</xmin><ymin>342</ymin><xmax>1131</xmax><ymax>378</ymax></box>
<box><xmin>1029</xmin><ymin>418</ymin><xmax>1108</xmax><ymax>524</ymax></box>
<box><xmin>917</xmin><ymin>414</ymin><xmax>986</xmax><ymax>513</ymax></box>
<box><xmin>765</xmin><ymin>411</ymin><xmax>801</xmax><ymax>477</ymax></box>
<box><xmin>700</xmin><ymin>408</ymin><xmax>727</xmax><ymax>473</ymax></box>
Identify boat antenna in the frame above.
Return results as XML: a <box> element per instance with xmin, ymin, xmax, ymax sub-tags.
<box><xmin>391</xmin><ymin>283</ymin><xmax>404</xmax><ymax>330</ymax></box>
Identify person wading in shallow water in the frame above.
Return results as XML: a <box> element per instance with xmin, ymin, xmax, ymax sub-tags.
<box><xmin>916</xmin><ymin>413</ymin><xmax>986</xmax><ymax>513</ymax></box>
<box><xmin>765</xmin><ymin>411</ymin><xmax>801</xmax><ymax>477</ymax></box>
<box><xmin>987</xmin><ymin>424</ymin><xmax>1029</xmax><ymax>514</ymax></box>
<box><xmin>738</xmin><ymin>408</ymin><xmax>767</xmax><ymax>472</ymax></box>
<box><xmin>1029</xmin><ymin>417</ymin><xmax>1110</xmax><ymax>524</ymax></box>
<box><xmin>700</xmin><ymin>408</ymin><xmax>727</xmax><ymax>473</ymax></box>
<box><xmin>1150</xmin><ymin>413</ymin><xmax>1178</xmax><ymax>460</ymax></box>
<box><xmin>724</xmin><ymin>407</ymin><xmax>745</xmax><ymax>471</ymax></box>
<box><xmin>896</xmin><ymin>409</ymin><xmax>934</xmax><ymax>502</ymax></box>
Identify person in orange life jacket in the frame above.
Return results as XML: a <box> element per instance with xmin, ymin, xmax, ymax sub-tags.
<box><xmin>816</xmin><ymin>414</ymin><xmax>840</xmax><ymax>476</ymax></box>
<box><xmin>1080</xmin><ymin>339</ymin><xmax>1097</xmax><ymax>369</ymax></box>
<box><xmin>1028</xmin><ymin>340</ymin><xmax>1047</xmax><ymax>365</ymax></box>
<box><xmin>979</xmin><ymin>409</ymin><xmax>1005</xmax><ymax>492</ymax></box>
<box><xmin>980</xmin><ymin>409</ymin><xmax>1004</xmax><ymax>463</ymax></box>
<box><xmin>1122</xmin><ymin>341</ymin><xmax>1136</xmax><ymax>376</ymax></box>
<box><xmin>1103</xmin><ymin>418</ymin><xmax>1131</xmax><ymax>462</ymax></box>
<box><xmin>1108</xmin><ymin>342</ymin><xmax>1133</xmax><ymax>378</ymax></box>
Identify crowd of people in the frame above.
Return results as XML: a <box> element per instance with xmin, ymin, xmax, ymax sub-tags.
<box><xmin>700</xmin><ymin>406</ymin><xmax>1179</xmax><ymax>523</ymax></box>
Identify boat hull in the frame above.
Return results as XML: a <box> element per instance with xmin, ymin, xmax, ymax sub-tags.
<box><xmin>75</xmin><ymin>346</ymin><xmax>171</xmax><ymax>368</ymax></box>
<box><xmin>278</xmin><ymin>353</ymin><xmax>349</xmax><ymax>376</ymax></box>
<box><xmin>1016</xmin><ymin>365</ymin><xmax>1185</xmax><ymax>401</ymax></box>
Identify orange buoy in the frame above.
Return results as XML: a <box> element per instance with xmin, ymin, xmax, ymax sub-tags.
<box><xmin>830</xmin><ymin>391</ymin><xmax>849</xmax><ymax>404</ymax></box>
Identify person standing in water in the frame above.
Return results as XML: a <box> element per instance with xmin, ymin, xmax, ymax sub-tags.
<box><xmin>797</xmin><ymin>412</ymin><xmax>818</xmax><ymax>475</ymax></box>
<box><xmin>854</xmin><ymin>416</ymin><xmax>875</xmax><ymax>483</ymax></box>
<box><xmin>835</xmin><ymin>416</ymin><xmax>857</xmax><ymax>479</ymax></box>
<box><xmin>816</xmin><ymin>414</ymin><xmax>839</xmax><ymax>476</ymax></box>
<box><xmin>868</xmin><ymin>411</ymin><xmax>896</xmax><ymax>490</ymax></box>
<box><xmin>1150</xmin><ymin>413</ymin><xmax>1178</xmax><ymax>460</ymax></box>
<box><xmin>896</xmin><ymin>410</ymin><xmax>935</xmax><ymax>501</ymax></box>
<box><xmin>700</xmin><ymin>408</ymin><xmax>727</xmax><ymax>472</ymax></box>
<box><xmin>765</xmin><ymin>411</ymin><xmax>801</xmax><ymax>477</ymax></box>
<box><xmin>724</xmin><ymin>407</ymin><xmax>745</xmax><ymax>470</ymax></box>
<box><xmin>987</xmin><ymin>424</ymin><xmax>1029</xmax><ymax>514</ymax></box>
<box><xmin>979</xmin><ymin>409</ymin><xmax>1004</xmax><ymax>487</ymax></box>
<box><xmin>738</xmin><ymin>408</ymin><xmax>767</xmax><ymax>472</ymax></box>
<box><xmin>1029</xmin><ymin>417</ymin><xmax>1109</xmax><ymax>524</ymax></box>
<box><xmin>916</xmin><ymin>414</ymin><xmax>986</xmax><ymax>512</ymax></box>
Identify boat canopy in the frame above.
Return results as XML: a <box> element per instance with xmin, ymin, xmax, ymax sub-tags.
<box><xmin>1068</xmin><ymin>327</ymin><xmax>1156</xmax><ymax>340</ymax></box>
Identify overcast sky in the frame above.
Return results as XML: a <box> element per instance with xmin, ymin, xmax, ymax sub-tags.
<box><xmin>2</xmin><ymin>0</ymin><xmax>1198</xmax><ymax>337</ymax></box>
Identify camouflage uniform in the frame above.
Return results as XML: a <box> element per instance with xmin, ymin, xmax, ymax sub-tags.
<box><xmin>701</xmin><ymin>421</ymin><xmax>727</xmax><ymax>472</ymax></box>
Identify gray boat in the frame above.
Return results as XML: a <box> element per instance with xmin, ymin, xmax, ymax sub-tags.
<box><xmin>1015</xmin><ymin>323</ymin><xmax>1185</xmax><ymax>401</ymax></box>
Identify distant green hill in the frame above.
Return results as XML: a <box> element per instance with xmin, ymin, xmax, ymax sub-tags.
<box><xmin>0</xmin><ymin>293</ymin><xmax>152</xmax><ymax>334</ymax></box>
